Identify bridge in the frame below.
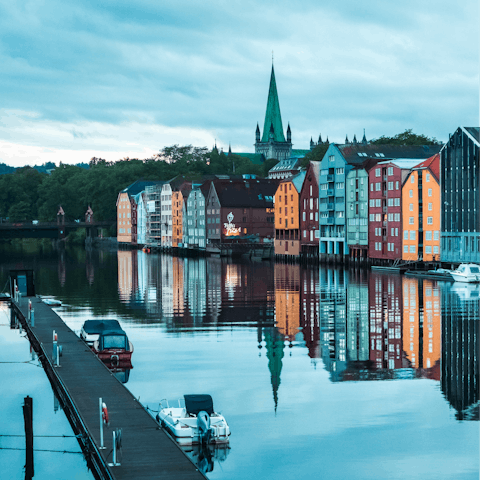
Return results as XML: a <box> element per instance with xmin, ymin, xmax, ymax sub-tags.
<box><xmin>0</xmin><ymin>221</ymin><xmax>114</xmax><ymax>239</ymax></box>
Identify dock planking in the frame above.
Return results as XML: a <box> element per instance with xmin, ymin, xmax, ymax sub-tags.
<box><xmin>12</xmin><ymin>296</ymin><xmax>207</xmax><ymax>480</ymax></box>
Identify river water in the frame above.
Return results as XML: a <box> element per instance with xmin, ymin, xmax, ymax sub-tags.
<box><xmin>0</xmin><ymin>241</ymin><xmax>478</xmax><ymax>479</ymax></box>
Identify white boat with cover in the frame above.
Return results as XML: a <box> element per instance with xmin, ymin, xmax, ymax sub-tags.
<box><xmin>450</xmin><ymin>264</ymin><xmax>480</xmax><ymax>283</ymax></box>
<box><xmin>156</xmin><ymin>394</ymin><xmax>230</xmax><ymax>446</ymax></box>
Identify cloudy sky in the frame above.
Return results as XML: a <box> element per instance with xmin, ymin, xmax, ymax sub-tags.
<box><xmin>1</xmin><ymin>0</ymin><xmax>478</xmax><ymax>167</ymax></box>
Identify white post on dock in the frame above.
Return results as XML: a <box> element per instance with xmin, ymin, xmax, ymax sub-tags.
<box><xmin>108</xmin><ymin>430</ymin><xmax>121</xmax><ymax>467</ymax></box>
<box><xmin>52</xmin><ymin>331</ymin><xmax>57</xmax><ymax>364</ymax></box>
<box><xmin>28</xmin><ymin>300</ymin><xmax>31</xmax><ymax>321</ymax></box>
<box><xmin>31</xmin><ymin>308</ymin><xmax>34</xmax><ymax>328</ymax></box>
<box><xmin>56</xmin><ymin>344</ymin><xmax>60</xmax><ymax>367</ymax></box>
<box><xmin>99</xmin><ymin>397</ymin><xmax>105</xmax><ymax>449</ymax></box>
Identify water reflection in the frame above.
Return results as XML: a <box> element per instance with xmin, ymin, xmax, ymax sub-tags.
<box><xmin>116</xmin><ymin>252</ymin><xmax>478</xmax><ymax>422</ymax></box>
<box><xmin>179</xmin><ymin>444</ymin><xmax>230</xmax><ymax>475</ymax></box>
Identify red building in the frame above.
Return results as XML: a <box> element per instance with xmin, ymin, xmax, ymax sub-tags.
<box><xmin>368</xmin><ymin>160</ymin><xmax>417</xmax><ymax>262</ymax></box>
<box><xmin>299</xmin><ymin>161</ymin><xmax>320</xmax><ymax>258</ymax></box>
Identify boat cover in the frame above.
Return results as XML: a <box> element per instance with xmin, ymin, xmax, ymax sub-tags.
<box><xmin>82</xmin><ymin>319</ymin><xmax>122</xmax><ymax>334</ymax></box>
<box><xmin>184</xmin><ymin>395</ymin><xmax>214</xmax><ymax>415</ymax></box>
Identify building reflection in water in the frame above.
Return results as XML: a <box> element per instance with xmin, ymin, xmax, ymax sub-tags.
<box><xmin>179</xmin><ymin>444</ymin><xmax>230</xmax><ymax>475</ymax></box>
<box><xmin>115</xmin><ymin>253</ymin><xmax>478</xmax><ymax>421</ymax></box>
<box><xmin>441</xmin><ymin>283</ymin><xmax>479</xmax><ymax>420</ymax></box>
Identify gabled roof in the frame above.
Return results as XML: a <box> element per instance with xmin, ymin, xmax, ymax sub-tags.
<box><xmin>291</xmin><ymin>171</ymin><xmax>307</xmax><ymax>193</ymax></box>
<box><xmin>413</xmin><ymin>154</ymin><xmax>440</xmax><ymax>182</ymax></box>
<box><xmin>269</xmin><ymin>157</ymin><xmax>302</xmax><ymax>173</ymax></box>
<box><xmin>305</xmin><ymin>161</ymin><xmax>321</xmax><ymax>189</ymax></box>
<box><xmin>337</xmin><ymin>143</ymin><xmax>442</xmax><ymax>166</ymax></box>
<box><xmin>291</xmin><ymin>149</ymin><xmax>310</xmax><ymax>157</ymax></box>
<box><xmin>121</xmin><ymin>180</ymin><xmax>164</xmax><ymax>197</ymax></box>
<box><xmin>211</xmin><ymin>178</ymin><xmax>279</xmax><ymax>208</ymax></box>
<box><xmin>261</xmin><ymin>65</ymin><xmax>286</xmax><ymax>143</ymax></box>
<box><xmin>462</xmin><ymin>127</ymin><xmax>480</xmax><ymax>145</ymax></box>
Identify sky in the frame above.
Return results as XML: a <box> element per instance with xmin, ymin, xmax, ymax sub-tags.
<box><xmin>0</xmin><ymin>0</ymin><xmax>478</xmax><ymax>167</ymax></box>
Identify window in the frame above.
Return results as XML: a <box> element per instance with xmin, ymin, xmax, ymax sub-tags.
<box><xmin>409</xmin><ymin>190</ymin><xmax>413</xmax><ymax>198</ymax></box>
<box><xmin>428</xmin><ymin>203</ymin><xmax>432</xmax><ymax>210</ymax></box>
<box><xmin>404</xmin><ymin>245</ymin><xmax>408</xmax><ymax>253</ymax></box>
<box><xmin>395</xmin><ymin>228</ymin><xmax>398</xmax><ymax>236</ymax></box>
<box><xmin>425</xmin><ymin>231</ymin><xmax>432</xmax><ymax>240</ymax></box>
<box><xmin>376</xmin><ymin>183</ymin><xmax>381</xmax><ymax>191</ymax></box>
<box><xmin>409</xmin><ymin>217</ymin><xmax>414</xmax><ymax>224</ymax></box>
<box><xmin>370</xmin><ymin>214</ymin><xmax>375</xmax><ymax>221</ymax></box>
<box><xmin>336</xmin><ymin>182</ymin><xmax>344</xmax><ymax>189</ymax></box>
<box><xmin>376</xmin><ymin>199</ymin><xmax>381</xmax><ymax>207</ymax></box>
<box><xmin>426</xmin><ymin>173</ymin><xmax>430</xmax><ymax>182</ymax></box>
<box><xmin>433</xmin><ymin>231</ymin><xmax>439</xmax><ymax>240</ymax></box>
<box><xmin>410</xmin><ymin>245</ymin><xmax>416</xmax><ymax>253</ymax></box>
<box><xmin>410</xmin><ymin>231</ymin><xmax>416</xmax><ymax>240</ymax></box>
<box><xmin>375</xmin><ymin>168</ymin><xmax>381</xmax><ymax>177</ymax></box>
<box><xmin>391</xmin><ymin>228</ymin><xmax>394</xmax><ymax>236</ymax></box>
<box><xmin>388</xmin><ymin>167</ymin><xmax>393</xmax><ymax>176</ymax></box>
<box><xmin>404</xmin><ymin>231</ymin><xmax>408</xmax><ymax>240</ymax></box>
<box><xmin>425</xmin><ymin>246</ymin><xmax>432</xmax><ymax>254</ymax></box>
<box><xmin>394</xmin><ymin>198</ymin><xmax>400</xmax><ymax>206</ymax></box>
<box><xmin>336</xmin><ymin>168</ymin><xmax>344</xmax><ymax>175</ymax></box>
<box><xmin>427</xmin><ymin>217</ymin><xmax>433</xmax><ymax>224</ymax></box>
<box><xmin>433</xmin><ymin>246</ymin><xmax>439</xmax><ymax>254</ymax></box>
<box><xmin>388</xmin><ymin>182</ymin><xmax>393</xmax><ymax>190</ymax></box>
<box><xmin>370</xmin><ymin>199</ymin><xmax>375</xmax><ymax>207</ymax></box>
<box><xmin>396</xmin><ymin>182</ymin><xmax>399</xmax><ymax>190</ymax></box>
<box><xmin>388</xmin><ymin>198</ymin><xmax>393</xmax><ymax>206</ymax></box>
<box><xmin>370</xmin><ymin>183</ymin><xmax>373</xmax><ymax>191</ymax></box>
<box><xmin>329</xmin><ymin>155</ymin><xmax>335</xmax><ymax>162</ymax></box>
<box><xmin>409</xmin><ymin>203</ymin><xmax>413</xmax><ymax>211</ymax></box>
<box><xmin>411</xmin><ymin>175</ymin><xmax>415</xmax><ymax>183</ymax></box>
<box><xmin>428</xmin><ymin>188</ymin><xmax>432</xmax><ymax>197</ymax></box>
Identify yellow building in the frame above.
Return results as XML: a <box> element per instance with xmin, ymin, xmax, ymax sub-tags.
<box><xmin>117</xmin><ymin>192</ymin><xmax>133</xmax><ymax>244</ymax></box>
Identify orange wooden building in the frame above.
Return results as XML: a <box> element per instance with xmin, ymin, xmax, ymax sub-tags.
<box><xmin>274</xmin><ymin>171</ymin><xmax>306</xmax><ymax>256</ymax></box>
<box><xmin>402</xmin><ymin>155</ymin><xmax>440</xmax><ymax>261</ymax></box>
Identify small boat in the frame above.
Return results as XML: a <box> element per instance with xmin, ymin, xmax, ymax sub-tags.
<box><xmin>41</xmin><ymin>297</ymin><xmax>62</xmax><ymax>307</ymax></box>
<box><xmin>80</xmin><ymin>319</ymin><xmax>122</xmax><ymax>347</ymax></box>
<box><xmin>92</xmin><ymin>329</ymin><xmax>134</xmax><ymax>367</ymax></box>
<box><xmin>156</xmin><ymin>394</ymin><xmax>230</xmax><ymax>446</ymax></box>
<box><xmin>450</xmin><ymin>264</ymin><xmax>480</xmax><ymax>283</ymax></box>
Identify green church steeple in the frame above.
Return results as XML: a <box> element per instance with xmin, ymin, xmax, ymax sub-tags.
<box><xmin>261</xmin><ymin>65</ymin><xmax>286</xmax><ymax>143</ymax></box>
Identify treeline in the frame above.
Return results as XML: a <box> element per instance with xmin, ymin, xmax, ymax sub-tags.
<box><xmin>0</xmin><ymin>146</ymin><xmax>277</xmax><ymax>223</ymax></box>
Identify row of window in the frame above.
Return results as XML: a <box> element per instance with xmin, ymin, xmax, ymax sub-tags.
<box><xmin>369</xmin><ymin>198</ymin><xmax>401</xmax><ymax>207</ymax></box>
<box><xmin>118</xmin><ymin>228</ymin><xmax>131</xmax><ymax>234</ymax></box>
<box><xmin>118</xmin><ymin>213</ymin><xmax>131</xmax><ymax>219</ymax></box>
<box><xmin>409</xmin><ymin>216</ymin><xmax>434</xmax><ymax>224</ymax></box>
<box><xmin>369</xmin><ymin>213</ymin><xmax>401</xmax><ymax>222</ymax></box>
<box><xmin>403</xmin><ymin>245</ymin><xmax>439</xmax><ymax>254</ymax></box>
<box><xmin>403</xmin><ymin>230</ymin><xmax>440</xmax><ymax>240</ymax></box>
<box><xmin>347</xmin><ymin>218</ymin><xmax>368</xmax><ymax>226</ymax></box>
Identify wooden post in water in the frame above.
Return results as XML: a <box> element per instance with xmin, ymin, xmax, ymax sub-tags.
<box><xmin>23</xmin><ymin>395</ymin><xmax>34</xmax><ymax>480</ymax></box>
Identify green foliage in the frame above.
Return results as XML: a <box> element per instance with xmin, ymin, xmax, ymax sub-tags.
<box><xmin>371</xmin><ymin>129</ymin><xmax>441</xmax><ymax>146</ymax></box>
<box><xmin>0</xmin><ymin>144</ymin><xmax>279</xmax><ymax>223</ymax></box>
<box><xmin>300</xmin><ymin>143</ymin><xmax>330</xmax><ymax>168</ymax></box>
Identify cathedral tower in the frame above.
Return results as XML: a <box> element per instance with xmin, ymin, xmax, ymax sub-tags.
<box><xmin>255</xmin><ymin>65</ymin><xmax>292</xmax><ymax>161</ymax></box>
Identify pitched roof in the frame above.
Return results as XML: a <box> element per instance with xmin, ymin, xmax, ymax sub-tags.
<box><xmin>306</xmin><ymin>161</ymin><xmax>321</xmax><ymax>189</ymax></box>
<box><xmin>261</xmin><ymin>65</ymin><xmax>286</xmax><ymax>143</ymax></box>
<box><xmin>211</xmin><ymin>178</ymin><xmax>279</xmax><ymax>208</ymax></box>
<box><xmin>413</xmin><ymin>154</ymin><xmax>440</xmax><ymax>182</ymax></box>
<box><xmin>291</xmin><ymin>170</ymin><xmax>307</xmax><ymax>193</ymax></box>
<box><xmin>337</xmin><ymin>143</ymin><xmax>442</xmax><ymax>165</ymax></box>
<box><xmin>291</xmin><ymin>149</ymin><xmax>310</xmax><ymax>156</ymax></box>
<box><xmin>121</xmin><ymin>180</ymin><xmax>164</xmax><ymax>197</ymax></box>
<box><xmin>462</xmin><ymin>127</ymin><xmax>480</xmax><ymax>145</ymax></box>
<box><xmin>269</xmin><ymin>157</ymin><xmax>302</xmax><ymax>173</ymax></box>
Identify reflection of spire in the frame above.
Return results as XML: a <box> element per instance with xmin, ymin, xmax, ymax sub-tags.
<box><xmin>263</xmin><ymin>327</ymin><xmax>285</xmax><ymax>413</ymax></box>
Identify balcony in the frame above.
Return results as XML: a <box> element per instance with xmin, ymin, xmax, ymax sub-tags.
<box><xmin>326</xmin><ymin>218</ymin><xmax>334</xmax><ymax>224</ymax></box>
<box><xmin>327</xmin><ymin>189</ymin><xmax>335</xmax><ymax>196</ymax></box>
<box><xmin>327</xmin><ymin>174</ymin><xmax>335</xmax><ymax>182</ymax></box>
<box><xmin>327</xmin><ymin>203</ymin><xmax>335</xmax><ymax>210</ymax></box>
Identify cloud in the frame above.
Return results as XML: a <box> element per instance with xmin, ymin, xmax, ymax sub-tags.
<box><xmin>0</xmin><ymin>0</ymin><xmax>477</xmax><ymax>166</ymax></box>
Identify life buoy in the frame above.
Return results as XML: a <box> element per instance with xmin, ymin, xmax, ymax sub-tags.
<box><xmin>102</xmin><ymin>402</ymin><xmax>109</xmax><ymax>425</ymax></box>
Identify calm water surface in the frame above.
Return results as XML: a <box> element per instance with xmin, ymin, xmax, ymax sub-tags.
<box><xmin>0</xmin><ymin>242</ymin><xmax>478</xmax><ymax>479</ymax></box>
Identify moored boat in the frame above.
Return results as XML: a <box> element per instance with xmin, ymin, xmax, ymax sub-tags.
<box><xmin>450</xmin><ymin>264</ymin><xmax>480</xmax><ymax>283</ymax></box>
<box><xmin>41</xmin><ymin>297</ymin><xmax>62</xmax><ymax>307</ymax></box>
<box><xmin>80</xmin><ymin>319</ymin><xmax>122</xmax><ymax>347</ymax></box>
<box><xmin>156</xmin><ymin>394</ymin><xmax>230</xmax><ymax>446</ymax></box>
<box><xmin>92</xmin><ymin>329</ymin><xmax>134</xmax><ymax>367</ymax></box>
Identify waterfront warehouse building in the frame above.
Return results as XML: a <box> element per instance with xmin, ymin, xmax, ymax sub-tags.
<box><xmin>440</xmin><ymin>127</ymin><xmax>480</xmax><ymax>263</ymax></box>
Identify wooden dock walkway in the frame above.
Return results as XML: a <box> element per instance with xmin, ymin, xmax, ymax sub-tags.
<box><xmin>11</xmin><ymin>296</ymin><xmax>206</xmax><ymax>480</ymax></box>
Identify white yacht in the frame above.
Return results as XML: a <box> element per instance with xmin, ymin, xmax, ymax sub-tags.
<box><xmin>450</xmin><ymin>264</ymin><xmax>480</xmax><ymax>283</ymax></box>
<box><xmin>156</xmin><ymin>395</ymin><xmax>230</xmax><ymax>446</ymax></box>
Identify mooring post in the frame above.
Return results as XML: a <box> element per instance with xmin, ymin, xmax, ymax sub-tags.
<box><xmin>99</xmin><ymin>397</ymin><xmax>105</xmax><ymax>449</ymax></box>
<box><xmin>28</xmin><ymin>300</ymin><xmax>31</xmax><ymax>321</ymax></box>
<box><xmin>23</xmin><ymin>396</ymin><xmax>34</xmax><ymax>480</ymax></box>
<box><xmin>52</xmin><ymin>331</ymin><xmax>57</xmax><ymax>364</ymax></box>
<box><xmin>31</xmin><ymin>308</ymin><xmax>35</xmax><ymax>328</ymax></box>
<box><xmin>108</xmin><ymin>430</ymin><xmax>121</xmax><ymax>467</ymax></box>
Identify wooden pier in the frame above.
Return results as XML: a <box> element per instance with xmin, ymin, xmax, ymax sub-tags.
<box><xmin>11</xmin><ymin>296</ymin><xmax>206</xmax><ymax>480</ymax></box>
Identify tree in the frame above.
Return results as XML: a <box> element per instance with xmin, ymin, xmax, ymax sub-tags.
<box><xmin>300</xmin><ymin>143</ymin><xmax>330</xmax><ymax>168</ymax></box>
<box><xmin>371</xmin><ymin>129</ymin><xmax>441</xmax><ymax>146</ymax></box>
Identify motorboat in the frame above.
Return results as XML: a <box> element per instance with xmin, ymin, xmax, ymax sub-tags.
<box><xmin>156</xmin><ymin>394</ymin><xmax>230</xmax><ymax>446</ymax></box>
<box><xmin>41</xmin><ymin>297</ymin><xmax>62</xmax><ymax>307</ymax></box>
<box><xmin>450</xmin><ymin>264</ymin><xmax>480</xmax><ymax>283</ymax></box>
<box><xmin>80</xmin><ymin>319</ymin><xmax>122</xmax><ymax>347</ymax></box>
<box><xmin>92</xmin><ymin>329</ymin><xmax>133</xmax><ymax>367</ymax></box>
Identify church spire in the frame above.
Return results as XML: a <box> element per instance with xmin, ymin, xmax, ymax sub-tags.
<box><xmin>261</xmin><ymin>65</ymin><xmax>286</xmax><ymax>143</ymax></box>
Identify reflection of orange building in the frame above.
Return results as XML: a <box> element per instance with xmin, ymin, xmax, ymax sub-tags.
<box><xmin>118</xmin><ymin>250</ymin><xmax>133</xmax><ymax>300</ymax></box>
<box><xmin>172</xmin><ymin>182</ymin><xmax>193</xmax><ymax>247</ymax></box>
<box><xmin>402</xmin><ymin>277</ymin><xmax>420</xmax><ymax>368</ymax></box>
<box><xmin>274</xmin><ymin>264</ymin><xmax>300</xmax><ymax>341</ymax></box>
<box><xmin>422</xmin><ymin>280</ymin><xmax>441</xmax><ymax>379</ymax></box>
<box><xmin>402</xmin><ymin>277</ymin><xmax>441</xmax><ymax>378</ymax></box>
<box><xmin>402</xmin><ymin>155</ymin><xmax>440</xmax><ymax>261</ymax></box>
<box><xmin>172</xmin><ymin>257</ymin><xmax>185</xmax><ymax>315</ymax></box>
<box><xmin>274</xmin><ymin>172</ymin><xmax>306</xmax><ymax>256</ymax></box>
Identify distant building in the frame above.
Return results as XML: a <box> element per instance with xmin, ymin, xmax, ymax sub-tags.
<box><xmin>299</xmin><ymin>161</ymin><xmax>320</xmax><ymax>257</ymax></box>
<box><xmin>254</xmin><ymin>65</ymin><xmax>292</xmax><ymax>162</ymax></box>
<box><xmin>440</xmin><ymin>126</ymin><xmax>480</xmax><ymax>263</ymax></box>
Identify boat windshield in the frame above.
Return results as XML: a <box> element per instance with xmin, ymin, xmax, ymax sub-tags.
<box><xmin>102</xmin><ymin>335</ymin><xmax>127</xmax><ymax>350</ymax></box>
<box><xmin>470</xmin><ymin>267</ymin><xmax>480</xmax><ymax>274</ymax></box>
